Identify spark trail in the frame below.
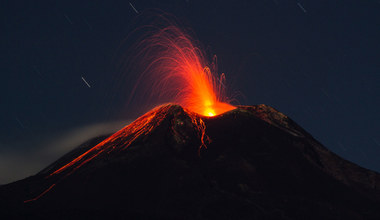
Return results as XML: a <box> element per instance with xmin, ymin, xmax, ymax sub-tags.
<box><xmin>130</xmin><ymin>24</ymin><xmax>235</xmax><ymax>116</ymax></box>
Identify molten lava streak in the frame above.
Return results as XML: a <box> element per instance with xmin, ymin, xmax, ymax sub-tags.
<box><xmin>131</xmin><ymin>25</ymin><xmax>235</xmax><ymax>116</ymax></box>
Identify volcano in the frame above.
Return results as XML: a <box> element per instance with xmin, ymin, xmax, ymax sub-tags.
<box><xmin>1</xmin><ymin>104</ymin><xmax>380</xmax><ymax>219</ymax></box>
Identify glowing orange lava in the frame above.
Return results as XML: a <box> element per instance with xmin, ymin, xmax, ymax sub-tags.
<box><xmin>131</xmin><ymin>25</ymin><xmax>235</xmax><ymax>116</ymax></box>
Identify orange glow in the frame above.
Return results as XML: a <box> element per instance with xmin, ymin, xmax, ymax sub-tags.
<box><xmin>50</xmin><ymin>105</ymin><xmax>170</xmax><ymax>176</ymax></box>
<box><xmin>131</xmin><ymin>25</ymin><xmax>235</xmax><ymax>116</ymax></box>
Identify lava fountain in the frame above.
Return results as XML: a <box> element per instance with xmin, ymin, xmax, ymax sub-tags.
<box><xmin>24</xmin><ymin>22</ymin><xmax>237</xmax><ymax>203</ymax></box>
<box><xmin>130</xmin><ymin>25</ymin><xmax>235</xmax><ymax>116</ymax></box>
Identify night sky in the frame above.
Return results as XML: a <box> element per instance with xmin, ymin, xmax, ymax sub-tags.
<box><xmin>1</xmin><ymin>0</ymin><xmax>379</xmax><ymax>184</ymax></box>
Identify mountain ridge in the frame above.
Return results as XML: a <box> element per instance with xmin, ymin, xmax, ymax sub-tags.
<box><xmin>1</xmin><ymin>104</ymin><xmax>379</xmax><ymax>219</ymax></box>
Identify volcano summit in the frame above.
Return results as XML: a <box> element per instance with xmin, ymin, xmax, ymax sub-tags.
<box><xmin>1</xmin><ymin>104</ymin><xmax>380</xmax><ymax>219</ymax></box>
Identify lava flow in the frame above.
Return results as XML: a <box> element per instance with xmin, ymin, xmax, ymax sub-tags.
<box><xmin>131</xmin><ymin>25</ymin><xmax>235</xmax><ymax>116</ymax></box>
<box><xmin>24</xmin><ymin>105</ymin><xmax>211</xmax><ymax>203</ymax></box>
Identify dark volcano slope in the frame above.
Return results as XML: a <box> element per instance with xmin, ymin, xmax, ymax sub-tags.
<box><xmin>1</xmin><ymin>104</ymin><xmax>380</xmax><ymax>219</ymax></box>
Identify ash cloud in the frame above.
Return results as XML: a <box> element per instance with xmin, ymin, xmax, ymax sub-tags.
<box><xmin>0</xmin><ymin>120</ymin><xmax>131</xmax><ymax>184</ymax></box>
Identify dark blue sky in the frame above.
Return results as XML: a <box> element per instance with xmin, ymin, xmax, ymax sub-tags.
<box><xmin>1</xmin><ymin>0</ymin><xmax>380</xmax><ymax>182</ymax></box>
